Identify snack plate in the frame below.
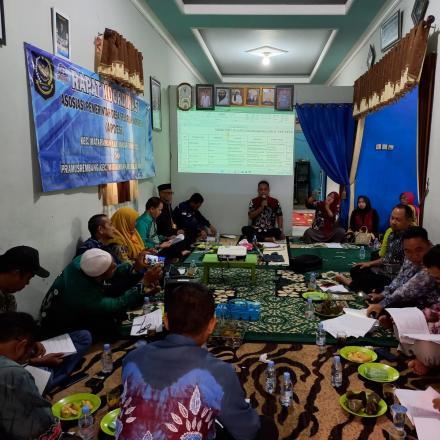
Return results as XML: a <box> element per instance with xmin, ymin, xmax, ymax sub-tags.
<box><xmin>52</xmin><ymin>393</ymin><xmax>101</xmax><ymax>420</ymax></box>
<box><xmin>339</xmin><ymin>392</ymin><xmax>387</xmax><ymax>417</ymax></box>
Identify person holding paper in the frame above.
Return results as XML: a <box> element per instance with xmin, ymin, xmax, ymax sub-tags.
<box><xmin>173</xmin><ymin>193</ymin><xmax>217</xmax><ymax>242</ymax></box>
<box><xmin>0</xmin><ymin>245</ymin><xmax>92</xmax><ymax>391</ymax></box>
<box><xmin>367</xmin><ymin>232</ymin><xmax>439</xmax><ymax>318</ymax></box>
<box><xmin>118</xmin><ymin>282</ymin><xmax>276</xmax><ymax>440</ymax></box>
<box><xmin>0</xmin><ymin>312</ymin><xmax>62</xmax><ymax>439</ymax></box>
<box><xmin>136</xmin><ymin>197</ymin><xmax>189</xmax><ymax>262</ymax></box>
<box><xmin>39</xmin><ymin>248</ymin><xmax>162</xmax><ymax>339</ymax></box>
<box><xmin>242</xmin><ymin>180</ymin><xmax>284</xmax><ymax>242</ymax></box>
<box><xmin>337</xmin><ymin>204</ymin><xmax>413</xmax><ymax>292</ymax></box>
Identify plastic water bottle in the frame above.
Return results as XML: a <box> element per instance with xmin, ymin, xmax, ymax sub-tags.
<box><xmin>316</xmin><ymin>322</ymin><xmax>326</xmax><ymax>351</ymax></box>
<box><xmin>78</xmin><ymin>406</ymin><xmax>94</xmax><ymax>440</ymax></box>
<box><xmin>359</xmin><ymin>246</ymin><xmax>366</xmax><ymax>260</ymax></box>
<box><xmin>252</xmin><ymin>235</ymin><xmax>257</xmax><ymax>246</ymax></box>
<box><xmin>280</xmin><ymin>372</ymin><xmax>293</xmax><ymax>408</ymax></box>
<box><xmin>216</xmin><ymin>231</ymin><xmax>220</xmax><ymax>244</ymax></box>
<box><xmin>331</xmin><ymin>355</ymin><xmax>343</xmax><ymax>388</ymax></box>
<box><xmin>305</xmin><ymin>298</ymin><xmax>314</xmax><ymax>319</ymax></box>
<box><xmin>308</xmin><ymin>272</ymin><xmax>317</xmax><ymax>290</ymax></box>
<box><xmin>142</xmin><ymin>296</ymin><xmax>152</xmax><ymax>315</ymax></box>
<box><xmin>264</xmin><ymin>360</ymin><xmax>276</xmax><ymax>394</ymax></box>
<box><xmin>101</xmin><ymin>343</ymin><xmax>113</xmax><ymax>374</ymax></box>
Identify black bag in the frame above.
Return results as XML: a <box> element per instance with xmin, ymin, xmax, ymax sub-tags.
<box><xmin>290</xmin><ymin>254</ymin><xmax>323</xmax><ymax>273</ymax></box>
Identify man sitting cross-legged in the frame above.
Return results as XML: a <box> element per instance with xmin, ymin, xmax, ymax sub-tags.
<box><xmin>336</xmin><ymin>204</ymin><xmax>413</xmax><ymax>293</ymax></box>
<box><xmin>117</xmin><ymin>282</ymin><xmax>277</xmax><ymax>440</ymax></box>
<box><xmin>367</xmin><ymin>229</ymin><xmax>440</xmax><ymax>319</ymax></box>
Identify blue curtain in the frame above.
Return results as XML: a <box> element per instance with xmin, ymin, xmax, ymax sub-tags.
<box><xmin>296</xmin><ymin>104</ymin><xmax>355</xmax><ymax>227</ymax></box>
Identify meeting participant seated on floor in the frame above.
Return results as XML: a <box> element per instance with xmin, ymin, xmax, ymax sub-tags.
<box><xmin>242</xmin><ymin>180</ymin><xmax>284</xmax><ymax>242</ymax></box>
<box><xmin>39</xmin><ymin>248</ymin><xmax>162</xmax><ymax>340</ymax></box>
<box><xmin>173</xmin><ymin>192</ymin><xmax>217</xmax><ymax>243</ymax></box>
<box><xmin>400</xmin><ymin>191</ymin><xmax>419</xmax><ymax>225</ymax></box>
<box><xmin>0</xmin><ymin>246</ymin><xmax>91</xmax><ymax>391</ymax></box>
<box><xmin>156</xmin><ymin>183</ymin><xmax>182</xmax><ymax>238</ymax></box>
<box><xmin>302</xmin><ymin>191</ymin><xmax>346</xmax><ymax>243</ymax></box>
<box><xmin>117</xmin><ymin>282</ymin><xmax>276</xmax><ymax>440</ymax></box>
<box><xmin>0</xmin><ymin>312</ymin><xmax>62</xmax><ymax>439</ymax></box>
<box><xmin>106</xmin><ymin>207</ymin><xmax>149</xmax><ymax>263</ymax></box>
<box><xmin>347</xmin><ymin>195</ymin><xmax>379</xmax><ymax>238</ymax></box>
<box><xmin>366</xmin><ymin>228</ymin><xmax>439</xmax><ymax>320</ymax></box>
<box><xmin>75</xmin><ymin>213</ymin><xmax>120</xmax><ymax>262</ymax></box>
<box><xmin>336</xmin><ymin>204</ymin><xmax>413</xmax><ymax>293</ymax></box>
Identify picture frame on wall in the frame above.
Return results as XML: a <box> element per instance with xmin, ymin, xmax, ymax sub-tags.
<box><xmin>380</xmin><ymin>10</ymin><xmax>402</xmax><ymax>52</ymax></box>
<box><xmin>215</xmin><ymin>87</ymin><xmax>230</xmax><ymax>106</ymax></box>
<box><xmin>51</xmin><ymin>8</ymin><xmax>70</xmax><ymax>58</ymax></box>
<box><xmin>177</xmin><ymin>83</ymin><xmax>192</xmax><ymax>110</ymax></box>
<box><xmin>150</xmin><ymin>77</ymin><xmax>162</xmax><ymax>131</ymax></box>
<box><xmin>275</xmin><ymin>85</ymin><xmax>294</xmax><ymax>111</ymax></box>
<box><xmin>261</xmin><ymin>87</ymin><xmax>275</xmax><ymax>107</ymax></box>
<box><xmin>230</xmin><ymin>88</ymin><xmax>244</xmax><ymax>106</ymax></box>
<box><xmin>0</xmin><ymin>0</ymin><xmax>6</xmax><ymax>46</ymax></box>
<box><xmin>245</xmin><ymin>88</ymin><xmax>260</xmax><ymax>106</ymax></box>
<box><xmin>196</xmin><ymin>84</ymin><xmax>214</xmax><ymax>110</ymax></box>
<box><xmin>411</xmin><ymin>0</ymin><xmax>429</xmax><ymax>25</ymax></box>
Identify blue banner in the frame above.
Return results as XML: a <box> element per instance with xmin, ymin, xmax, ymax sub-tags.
<box><xmin>25</xmin><ymin>43</ymin><xmax>155</xmax><ymax>192</ymax></box>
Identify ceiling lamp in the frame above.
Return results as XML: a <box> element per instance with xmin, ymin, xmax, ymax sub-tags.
<box><xmin>246</xmin><ymin>45</ymin><xmax>288</xmax><ymax>66</ymax></box>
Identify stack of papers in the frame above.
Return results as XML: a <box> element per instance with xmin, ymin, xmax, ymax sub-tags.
<box><xmin>41</xmin><ymin>333</ymin><xmax>77</xmax><ymax>357</ymax></box>
<box><xmin>322</xmin><ymin>313</ymin><xmax>377</xmax><ymax>338</ymax></box>
<box><xmin>395</xmin><ymin>387</ymin><xmax>440</xmax><ymax>440</ymax></box>
<box><xmin>386</xmin><ymin>308</ymin><xmax>440</xmax><ymax>344</ymax></box>
<box><xmin>25</xmin><ymin>365</ymin><xmax>51</xmax><ymax>394</ymax></box>
<box><xmin>130</xmin><ymin>309</ymin><xmax>163</xmax><ymax>336</ymax></box>
<box><xmin>325</xmin><ymin>243</ymin><xmax>343</xmax><ymax>248</ymax></box>
<box><xmin>320</xmin><ymin>284</ymin><xmax>349</xmax><ymax>293</ymax></box>
<box><xmin>170</xmin><ymin>234</ymin><xmax>185</xmax><ymax>245</ymax></box>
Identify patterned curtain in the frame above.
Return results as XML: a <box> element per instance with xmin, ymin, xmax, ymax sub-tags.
<box><xmin>353</xmin><ymin>20</ymin><xmax>430</xmax><ymax>119</ymax></box>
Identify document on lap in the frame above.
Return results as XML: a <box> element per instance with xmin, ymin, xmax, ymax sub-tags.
<box><xmin>41</xmin><ymin>333</ymin><xmax>77</xmax><ymax>357</ymax></box>
<box><xmin>395</xmin><ymin>387</ymin><xmax>440</xmax><ymax>424</ymax></box>
<box><xmin>170</xmin><ymin>233</ymin><xmax>185</xmax><ymax>245</ymax></box>
<box><xmin>386</xmin><ymin>307</ymin><xmax>434</xmax><ymax>344</ymax></box>
<box><xmin>25</xmin><ymin>365</ymin><xmax>51</xmax><ymax>395</ymax></box>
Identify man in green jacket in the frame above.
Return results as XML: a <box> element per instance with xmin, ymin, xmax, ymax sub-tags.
<box><xmin>39</xmin><ymin>248</ymin><xmax>161</xmax><ymax>340</ymax></box>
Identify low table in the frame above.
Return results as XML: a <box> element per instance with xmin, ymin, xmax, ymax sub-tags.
<box><xmin>202</xmin><ymin>253</ymin><xmax>258</xmax><ymax>284</ymax></box>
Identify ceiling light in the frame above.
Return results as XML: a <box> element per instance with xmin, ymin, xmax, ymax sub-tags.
<box><xmin>262</xmin><ymin>55</ymin><xmax>270</xmax><ymax>66</ymax></box>
<box><xmin>246</xmin><ymin>45</ymin><xmax>288</xmax><ymax>64</ymax></box>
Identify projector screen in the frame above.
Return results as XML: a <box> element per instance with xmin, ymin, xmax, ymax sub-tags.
<box><xmin>177</xmin><ymin>107</ymin><xmax>295</xmax><ymax>175</ymax></box>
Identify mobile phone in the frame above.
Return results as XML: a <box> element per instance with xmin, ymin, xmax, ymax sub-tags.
<box><xmin>145</xmin><ymin>254</ymin><xmax>159</xmax><ymax>266</ymax></box>
<box><xmin>85</xmin><ymin>374</ymin><xmax>105</xmax><ymax>388</ymax></box>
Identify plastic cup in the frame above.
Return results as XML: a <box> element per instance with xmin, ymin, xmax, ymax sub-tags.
<box><xmin>390</xmin><ymin>404</ymin><xmax>407</xmax><ymax>431</ymax></box>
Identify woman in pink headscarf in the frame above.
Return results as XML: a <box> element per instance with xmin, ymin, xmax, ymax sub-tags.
<box><xmin>303</xmin><ymin>191</ymin><xmax>346</xmax><ymax>243</ymax></box>
<box><xmin>400</xmin><ymin>191</ymin><xmax>419</xmax><ymax>225</ymax></box>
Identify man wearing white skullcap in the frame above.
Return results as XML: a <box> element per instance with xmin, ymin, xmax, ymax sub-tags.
<box><xmin>39</xmin><ymin>249</ymin><xmax>161</xmax><ymax>339</ymax></box>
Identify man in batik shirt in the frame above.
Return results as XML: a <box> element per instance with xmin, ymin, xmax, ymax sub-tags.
<box><xmin>242</xmin><ymin>180</ymin><xmax>284</xmax><ymax>242</ymax></box>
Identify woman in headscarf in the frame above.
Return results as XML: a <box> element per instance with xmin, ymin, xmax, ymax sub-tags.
<box><xmin>349</xmin><ymin>195</ymin><xmax>379</xmax><ymax>236</ymax></box>
<box><xmin>108</xmin><ymin>207</ymin><xmax>145</xmax><ymax>263</ymax></box>
<box><xmin>400</xmin><ymin>191</ymin><xmax>419</xmax><ymax>225</ymax></box>
<box><xmin>302</xmin><ymin>191</ymin><xmax>346</xmax><ymax>243</ymax></box>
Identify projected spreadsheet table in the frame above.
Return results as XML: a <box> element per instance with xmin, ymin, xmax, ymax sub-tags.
<box><xmin>178</xmin><ymin>110</ymin><xmax>295</xmax><ymax>175</ymax></box>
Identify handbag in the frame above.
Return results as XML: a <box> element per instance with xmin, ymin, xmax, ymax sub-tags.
<box><xmin>354</xmin><ymin>226</ymin><xmax>374</xmax><ymax>246</ymax></box>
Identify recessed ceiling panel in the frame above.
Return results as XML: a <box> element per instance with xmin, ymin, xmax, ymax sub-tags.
<box><xmin>199</xmin><ymin>28</ymin><xmax>333</xmax><ymax>75</ymax></box>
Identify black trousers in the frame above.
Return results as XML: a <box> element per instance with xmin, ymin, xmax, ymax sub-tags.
<box><xmin>349</xmin><ymin>265</ymin><xmax>391</xmax><ymax>293</ymax></box>
<box><xmin>215</xmin><ymin>415</ymin><xmax>279</xmax><ymax>440</ymax></box>
<box><xmin>242</xmin><ymin>226</ymin><xmax>282</xmax><ymax>242</ymax></box>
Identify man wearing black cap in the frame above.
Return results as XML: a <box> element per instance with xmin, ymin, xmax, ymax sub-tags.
<box><xmin>0</xmin><ymin>245</ymin><xmax>92</xmax><ymax>391</ymax></box>
<box><xmin>156</xmin><ymin>183</ymin><xmax>180</xmax><ymax>238</ymax></box>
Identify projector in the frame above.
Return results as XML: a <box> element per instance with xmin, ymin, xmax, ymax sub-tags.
<box><xmin>217</xmin><ymin>246</ymin><xmax>247</xmax><ymax>260</ymax></box>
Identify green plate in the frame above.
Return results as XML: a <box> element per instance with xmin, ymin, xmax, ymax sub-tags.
<box><xmin>339</xmin><ymin>346</ymin><xmax>378</xmax><ymax>363</ymax></box>
<box><xmin>358</xmin><ymin>362</ymin><xmax>399</xmax><ymax>382</ymax></box>
<box><xmin>101</xmin><ymin>408</ymin><xmax>120</xmax><ymax>436</ymax></box>
<box><xmin>52</xmin><ymin>393</ymin><xmax>101</xmax><ymax>420</ymax></box>
<box><xmin>339</xmin><ymin>391</ymin><xmax>387</xmax><ymax>417</ymax></box>
<box><xmin>302</xmin><ymin>291</ymin><xmax>327</xmax><ymax>301</ymax></box>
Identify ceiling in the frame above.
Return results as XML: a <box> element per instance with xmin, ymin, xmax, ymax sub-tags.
<box><xmin>143</xmin><ymin>0</ymin><xmax>390</xmax><ymax>84</ymax></box>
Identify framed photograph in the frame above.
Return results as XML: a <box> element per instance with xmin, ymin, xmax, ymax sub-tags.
<box><xmin>215</xmin><ymin>87</ymin><xmax>230</xmax><ymax>106</ymax></box>
<box><xmin>275</xmin><ymin>86</ymin><xmax>294</xmax><ymax>111</ymax></box>
<box><xmin>51</xmin><ymin>8</ymin><xmax>70</xmax><ymax>59</ymax></box>
<box><xmin>230</xmin><ymin>88</ymin><xmax>244</xmax><ymax>106</ymax></box>
<box><xmin>261</xmin><ymin>87</ymin><xmax>275</xmax><ymax>107</ymax></box>
<box><xmin>412</xmin><ymin>0</ymin><xmax>429</xmax><ymax>25</ymax></box>
<box><xmin>150</xmin><ymin>77</ymin><xmax>162</xmax><ymax>131</ymax></box>
<box><xmin>380</xmin><ymin>10</ymin><xmax>402</xmax><ymax>52</ymax></box>
<box><xmin>0</xmin><ymin>0</ymin><xmax>6</xmax><ymax>46</ymax></box>
<box><xmin>245</xmin><ymin>88</ymin><xmax>260</xmax><ymax>106</ymax></box>
<box><xmin>177</xmin><ymin>83</ymin><xmax>192</xmax><ymax>110</ymax></box>
<box><xmin>196</xmin><ymin>84</ymin><xmax>214</xmax><ymax>110</ymax></box>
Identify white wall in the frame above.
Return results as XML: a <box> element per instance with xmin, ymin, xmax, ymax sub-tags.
<box><xmin>169</xmin><ymin>84</ymin><xmax>353</xmax><ymax>235</ymax></box>
<box><xmin>329</xmin><ymin>0</ymin><xmax>440</xmax><ymax>243</ymax></box>
<box><xmin>0</xmin><ymin>0</ymin><xmax>200</xmax><ymax>315</ymax></box>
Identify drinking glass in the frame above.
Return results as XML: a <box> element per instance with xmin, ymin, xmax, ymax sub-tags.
<box><xmin>390</xmin><ymin>404</ymin><xmax>407</xmax><ymax>431</ymax></box>
<box><xmin>336</xmin><ymin>331</ymin><xmax>347</xmax><ymax>347</ymax></box>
